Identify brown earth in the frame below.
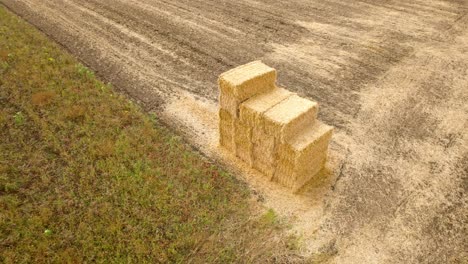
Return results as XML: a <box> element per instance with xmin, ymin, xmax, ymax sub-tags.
<box><xmin>1</xmin><ymin>0</ymin><xmax>467</xmax><ymax>263</ymax></box>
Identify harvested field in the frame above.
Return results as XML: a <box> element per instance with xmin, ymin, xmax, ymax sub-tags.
<box><xmin>2</xmin><ymin>0</ymin><xmax>467</xmax><ymax>263</ymax></box>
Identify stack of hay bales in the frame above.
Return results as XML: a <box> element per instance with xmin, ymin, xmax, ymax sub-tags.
<box><xmin>219</xmin><ymin>61</ymin><xmax>333</xmax><ymax>192</ymax></box>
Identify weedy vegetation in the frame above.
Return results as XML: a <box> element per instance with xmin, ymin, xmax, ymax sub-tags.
<box><xmin>0</xmin><ymin>6</ymin><xmax>303</xmax><ymax>263</ymax></box>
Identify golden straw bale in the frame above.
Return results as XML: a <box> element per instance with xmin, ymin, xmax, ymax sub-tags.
<box><xmin>294</xmin><ymin>154</ymin><xmax>327</xmax><ymax>191</ymax></box>
<box><xmin>219</xmin><ymin>109</ymin><xmax>235</xmax><ymax>152</ymax></box>
<box><xmin>219</xmin><ymin>92</ymin><xmax>241</xmax><ymax>119</ymax></box>
<box><xmin>274</xmin><ymin>157</ymin><xmax>295</xmax><ymax>188</ymax></box>
<box><xmin>234</xmin><ymin>121</ymin><xmax>253</xmax><ymax>166</ymax></box>
<box><xmin>262</xmin><ymin>95</ymin><xmax>318</xmax><ymax>143</ymax></box>
<box><xmin>275</xmin><ymin>150</ymin><xmax>327</xmax><ymax>190</ymax></box>
<box><xmin>219</xmin><ymin>61</ymin><xmax>277</xmax><ymax>118</ymax></box>
<box><xmin>218</xmin><ymin>61</ymin><xmax>334</xmax><ymax>192</ymax></box>
<box><xmin>274</xmin><ymin>122</ymin><xmax>333</xmax><ymax>190</ymax></box>
<box><xmin>252</xmin><ymin>128</ymin><xmax>277</xmax><ymax>179</ymax></box>
<box><xmin>288</xmin><ymin>121</ymin><xmax>333</xmax><ymax>162</ymax></box>
<box><xmin>239</xmin><ymin>87</ymin><xmax>293</xmax><ymax>127</ymax></box>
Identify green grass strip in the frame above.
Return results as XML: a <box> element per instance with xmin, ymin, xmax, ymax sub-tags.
<box><xmin>0</xmin><ymin>6</ymin><xmax>299</xmax><ymax>264</ymax></box>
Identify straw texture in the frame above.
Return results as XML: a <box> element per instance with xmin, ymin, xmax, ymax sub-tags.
<box><xmin>262</xmin><ymin>95</ymin><xmax>318</xmax><ymax>143</ymax></box>
<box><xmin>252</xmin><ymin>128</ymin><xmax>277</xmax><ymax>179</ymax></box>
<box><xmin>219</xmin><ymin>61</ymin><xmax>277</xmax><ymax>118</ymax></box>
<box><xmin>218</xmin><ymin>61</ymin><xmax>334</xmax><ymax>192</ymax></box>
<box><xmin>274</xmin><ymin>122</ymin><xmax>333</xmax><ymax>190</ymax></box>
<box><xmin>234</xmin><ymin>121</ymin><xmax>253</xmax><ymax>166</ymax></box>
<box><xmin>239</xmin><ymin>87</ymin><xmax>293</xmax><ymax>127</ymax></box>
<box><xmin>219</xmin><ymin>108</ymin><xmax>235</xmax><ymax>152</ymax></box>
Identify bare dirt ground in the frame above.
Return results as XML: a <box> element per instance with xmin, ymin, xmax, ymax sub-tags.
<box><xmin>2</xmin><ymin>0</ymin><xmax>467</xmax><ymax>263</ymax></box>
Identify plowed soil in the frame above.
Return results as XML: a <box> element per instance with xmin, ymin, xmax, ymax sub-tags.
<box><xmin>2</xmin><ymin>0</ymin><xmax>467</xmax><ymax>263</ymax></box>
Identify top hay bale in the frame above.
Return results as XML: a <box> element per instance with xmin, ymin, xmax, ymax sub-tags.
<box><xmin>239</xmin><ymin>87</ymin><xmax>293</xmax><ymax>127</ymax></box>
<box><xmin>275</xmin><ymin>121</ymin><xmax>333</xmax><ymax>191</ymax></box>
<box><xmin>219</xmin><ymin>61</ymin><xmax>277</xmax><ymax>118</ymax></box>
<box><xmin>262</xmin><ymin>95</ymin><xmax>318</xmax><ymax>143</ymax></box>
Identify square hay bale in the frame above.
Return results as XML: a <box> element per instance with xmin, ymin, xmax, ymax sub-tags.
<box><xmin>262</xmin><ymin>95</ymin><xmax>318</xmax><ymax>143</ymax></box>
<box><xmin>234</xmin><ymin>121</ymin><xmax>253</xmax><ymax>166</ymax></box>
<box><xmin>290</xmin><ymin>121</ymin><xmax>333</xmax><ymax>167</ymax></box>
<box><xmin>239</xmin><ymin>87</ymin><xmax>293</xmax><ymax>127</ymax></box>
<box><xmin>274</xmin><ymin>122</ymin><xmax>333</xmax><ymax>190</ymax></box>
<box><xmin>219</xmin><ymin>61</ymin><xmax>277</xmax><ymax>117</ymax></box>
<box><xmin>219</xmin><ymin>92</ymin><xmax>241</xmax><ymax>119</ymax></box>
<box><xmin>274</xmin><ymin>157</ymin><xmax>295</xmax><ymax>188</ymax></box>
<box><xmin>294</xmin><ymin>153</ymin><xmax>328</xmax><ymax>191</ymax></box>
<box><xmin>252</xmin><ymin>128</ymin><xmax>277</xmax><ymax>179</ymax></box>
<box><xmin>275</xmin><ymin>148</ymin><xmax>328</xmax><ymax>190</ymax></box>
<box><xmin>219</xmin><ymin>108</ymin><xmax>235</xmax><ymax>152</ymax></box>
<box><xmin>253</xmin><ymin>155</ymin><xmax>276</xmax><ymax>179</ymax></box>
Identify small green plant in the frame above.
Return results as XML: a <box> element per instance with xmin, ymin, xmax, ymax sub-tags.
<box><xmin>260</xmin><ymin>208</ymin><xmax>279</xmax><ymax>227</ymax></box>
<box><xmin>0</xmin><ymin>61</ymin><xmax>9</xmax><ymax>72</ymax></box>
<box><xmin>44</xmin><ymin>229</ymin><xmax>52</xmax><ymax>236</ymax></box>
<box><xmin>76</xmin><ymin>63</ymin><xmax>94</xmax><ymax>79</ymax></box>
<box><xmin>13</xmin><ymin>111</ymin><xmax>25</xmax><ymax>125</ymax></box>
